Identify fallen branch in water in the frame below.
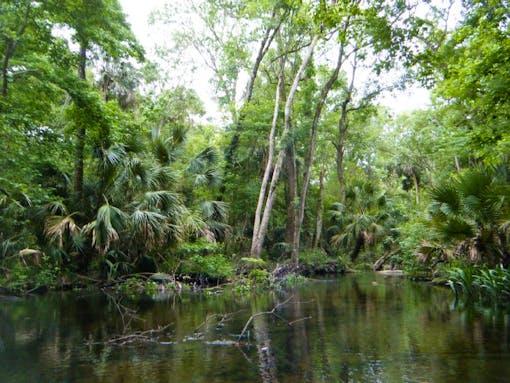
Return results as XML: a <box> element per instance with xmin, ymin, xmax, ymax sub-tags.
<box><xmin>107</xmin><ymin>324</ymin><xmax>173</xmax><ymax>346</ymax></box>
<box><xmin>238</xmin><ymin>296</ymin><xmax>312</xmax><ymax>341</ymax></box>
<box><xmin>193</xmin><ymin>309</ymin><xmax>245</xmax><ymax>334</ymax></box>
<box><xmin>86</xmin><ymin>324</ymin><xmax>173</xmax><ymax>347</ymax></box>
<box><xmin>101</xmin><ymin>288</ymin><xmax>144</xmax><ymax>332</ymax></box>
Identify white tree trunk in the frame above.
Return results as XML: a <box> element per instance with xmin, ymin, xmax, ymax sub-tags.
<box><xmin>250</xmin><ymin>36</ymin><xmax>319</xmax><ymax>258</ymax></box>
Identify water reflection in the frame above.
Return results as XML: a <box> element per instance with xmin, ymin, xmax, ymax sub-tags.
<box><xmin>1</xmin><ymin>274</ymin><xmax>510</xmax><ymax>382</ymax></box>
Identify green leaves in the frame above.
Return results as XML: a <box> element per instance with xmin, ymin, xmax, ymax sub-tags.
<box><xmin>430</xmin><ymin>0</ymin><xmax>510</xmax><ymax>162</ymax></box>
<box><xmin>85</xmin><ymin>201</ymin><xmax>126</xmax><ymax>253</ymax></box>
<box><xmin>426</xmin><ymin>164</ymin><xmax>510</xmax><ymax>263</ymax></box>
<box><xmin>447</xmin><ymin>265</ymin><xmax>510</xmax><ymax>305</ymax></box>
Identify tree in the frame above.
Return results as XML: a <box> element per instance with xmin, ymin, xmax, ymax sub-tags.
<box><xmin>422</xmin><ymin>0</ymin><xmax>510</xmax><ymax>163</ymax></box>
<box><xmin>47</xmin><ymin>0</ymin><xmax>143</xmax><ymax>207</ymax></box>
<box><xmin>250</xmin><ymin>4</ymin><xmax>320</xmax><ymax>259</ymax></box>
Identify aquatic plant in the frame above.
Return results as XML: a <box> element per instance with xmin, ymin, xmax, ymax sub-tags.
<box><xmin>447</xmin><ymin>265</ymin><xmax>510</xmax><ymax>305</ymax></box>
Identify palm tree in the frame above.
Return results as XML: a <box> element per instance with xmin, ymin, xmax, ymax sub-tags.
<box><xmin>328</xmin><ymin>181</ymin><xmax>393</xmax><ymax>261</ymax></box>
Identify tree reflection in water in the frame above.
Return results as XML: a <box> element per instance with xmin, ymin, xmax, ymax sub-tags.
<box><xmin>1</xmin><ymin>274</ymin><xmax>510</xmax><ymax>383</ymax></box>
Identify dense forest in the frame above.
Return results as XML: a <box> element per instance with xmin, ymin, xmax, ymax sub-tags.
<box><xmin>1</xmin><ymin>0</ymin><xmax>510</xmax><ymax>302</ymax></box>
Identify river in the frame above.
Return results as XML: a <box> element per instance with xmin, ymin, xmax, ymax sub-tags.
<box><xmin>1</xmin><ymin>273</ymin><xmax>509</xmax><ymax>382</ymax></box>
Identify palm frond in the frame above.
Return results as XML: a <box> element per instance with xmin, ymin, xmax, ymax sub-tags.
<box><xmin>149</xmin><ymin>166</ymin><xmax>177</xmax><ymax>189</ymax></box>
<box><xmin>100</xmin><ymin>144</ymin><xmax>126</xmax><ymax>168</ymax></box>
<box><xmin>45</xmin><ymin>214</ymin><xmax>80</xmax><ymax>248</ymax></box>
<box><xmin>434</xmin><ymin>216</ymin><xmax>474</xmax><ymax>240</ymax></box>
<box><xmin>457</xmin><ymin>166</ymin><xmax>493</xmax><ymax>200</ymax></box>
<box><xmin>200</xmin><ymin>200</ymin><xmax>229</xmax><ymax>222</ymax></box>
<box><xmin>84</xmin><ymin>202</ymin><xmax>127</xmax><ymax>253</ymax></box>
<box><xmin>140</xmin><ymin>190</ymin><xmax>182</xmax><ymax>212</ymax></box>
<box><xmin>193</xmin><ymin>168</ymin><xmax>222</xmax><ymax>188</ymax></box>
<box><xmin>152</xmin><ymin>136</ymin><xmax>178</xmax><ymax>165</ymax></box>
<box><xmin>197</xmin><ymin>146</ymin><xmax>218</xmax><ymax>164</ymax></box>
<box><xmin>130</xmin><ymin>209</ymin><xmax>168</xmax><ymax>249</ymax></box>
<box><xmin>429</xmin><ymin>183</ymin><xmax>461</xmax><ymax>215</ymax></box>
<box><xmin>44</xmin><ymin>200</ymin><xmax>68</xmax><ymax>216</ymax></box>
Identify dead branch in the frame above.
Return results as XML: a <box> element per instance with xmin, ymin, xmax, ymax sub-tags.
<box><xmin>102</xmin><ymin>289</ymin><xmax>144</xmax><ymax>332</ymax></box>
<box><xmin>193</xmin><ymin>309</ymin><xmax>245</xmax><ymax>335</ymax></box>
<box><xmin>238</xmin><ymin>296</ymin><xmax>313</xmax><ymax>341</ymax></box>
<box><xmin>87</xmin><ymin>324</ymin><xmax>174</xmax><ymax>347</ymax></box>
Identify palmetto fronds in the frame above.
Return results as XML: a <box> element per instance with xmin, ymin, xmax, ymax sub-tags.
<box><xmin>187</xmin><ymin>146</ymin><xmax>222</xmax><ymax>188</ymax></box>
<box><xmin>139</xmin><ymin>190</ymin><xmax>182</xmax><ymax>211</ymax></box>
<box><xmin>130</xmin><ymin>209</ymin><xmax>168</xmax><ymax>249</ymax></box>
<box><xmin>45</xmin><ymin>214</ymin><xmax>79</xmax><ymax>248</ymax></box>
<box><xmin>152</xmin><ymin>136</ymin><xmax>179</xmax><ymax>165</ymax></box>
<box><xmin>149</xmin><ymin>166</ymin><xmax>177</xmax><ymax>189</ymax></box>
<box><xmin>328</xmin><ymin>181</ymin><xmax>394</xmax><ymax>260</ymax></box>
<box><xmin>84</xmin><ymin>202</ymin><xmax>127</xmax><ymax>254</ymax></box>
<box><xmin>427</xmin><ymin>165</ymin><xmax>510</xmax><ymax>264</ymax></box>
<box><xmin>199</xmin><ymin>200</ymin><xmax>230</xmax><ymax>239</ymax></box>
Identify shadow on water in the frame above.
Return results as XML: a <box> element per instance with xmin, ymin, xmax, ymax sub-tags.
<box><xmin>1</xmin><ymin>273</ymin><xmax>510</xmax><ymax>383</ymax></box>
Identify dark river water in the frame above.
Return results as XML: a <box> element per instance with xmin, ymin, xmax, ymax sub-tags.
<box><xmin>1</xmin><ymin>273</ymin><xmax>510</xmax><ymax>383</ymax></box>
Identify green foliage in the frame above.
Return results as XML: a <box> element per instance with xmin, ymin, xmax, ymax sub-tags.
<box><xmin>426</xmin><ymin>165</ymin><xmax>510</xmax><ymax>265</ymax></box>
<box><xmin>2</xmin><ymin>0</ymin><xmax>510</xmax><ymax>293</ymax></box>
<box><xmin>299</xmin><ymin>249</ymin><xmax>339</xmax><ymax>274</ymax></box>
<box><xmin>181</xmin><ymin>254</ymin><xmax>234</xmax><ymax>282</ymax></box>
<box><xmin>113</xmin><ymin>276</ymin><xmax>152</xmax><ymax>296</ymax></box>
<box><xmin>432</xmin><ymin>0</ymin><xmax>510</xmax><ymax>162</ymax></box>
<box><xmin>280</xmin><ymin>273</ymin><xmax>307</xmax><ymax>288</ymax></box>
<box><xmin>0</xmin><ymin>253</ymin><xmax>62</xmax><ymax>291</ymax></box>
<box><xmin>447</xmin><ymin>266</ymin><xmax>510</xmax><ymax>306</ymax></box>
<box><xmin>327</xmin><ymin>180</ymin><xmax>402</xmax><ymax>263</ymax></box>
<box><xmin>239</xmin><ymin>257</ymin><xmax>267</xmax><ymax>275</ymax></box>
<box><xmin>248</xmin><ymin>269</ymin><xmax>271</xmax><ymax>284</ymax></box>
<box><xmin>173</xmin><ymin>240</ymin><xmax>236</xmax><ymax>284</ymax></box>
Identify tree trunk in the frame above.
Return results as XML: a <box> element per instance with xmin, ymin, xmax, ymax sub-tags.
<box><xmin>242</xmin><ymin>11</ymin><xmax>281</xmax><ymax>104</ymax></box>
<box><xmin>411</xmin><ymin>167</ymin><xmax>420</xmax><ymax>204</ymax></box>
<box><xmin>251</xmin><ymin>57</ymin><xmax>285</xmax><ymax>257</ymax></box>
<box><xmin>351</xmin><ymin>232</ymin><xmax>364</xmax><ymax>261</ymax></box>
<box><xmin>251</xmin><ymin>36</ymin><xmax>318</xmax><ymax>259</ymax></box>
<box><xmin>285</xmin><ymin>143</ymin><xmax>298</xmax><ymax>253</ymax></box>
<box><xmin>73</xmin><ymin>45</ymin><xmax>87</xmax><ymax>205</ymax></box>
<box><xmin>225</xmin><ymin>13</ymin><xmax>281</xmax><ymax>169</ymax></box>
<box><xmin>336</xmin><ymin>116</ymin><xmax>347</xmax><ymax>204</ymax></box>
<box><xmin>1</xmin><ymin>4</ymin><xmax>31</xmax><ymax>100</ymax></box>
<box><xmin>454</xmin><ymin>155</ymin><xmax>461</xmax><ymax>172</ymax></box>
<box><xmin>313</xmin><ymin>163</ymin><xmax>326</xmax><ymax>249</ymax></box>
<box><xmin>293</xmin><ymin>40</ymin><xmax>346</xmax><ymax>258</ymax></box>
<box><xmin>1</xmin><ymin>43</ymin><xmax>14</xmax><ymax>98</ymax></box>
<box><xmin>336</xmin><ymin>54</ymin><xmax>357</xmax><ymax>204</ymax></box>
<box><xmin>373</xmin><ymin>252</ymin><xmax>392</xmax><ymax>271</ymax></box>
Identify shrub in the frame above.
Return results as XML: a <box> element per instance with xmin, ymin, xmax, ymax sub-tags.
<box><xmin>180</xmin><ymin>254</ymin><xmax>234</xmax><ymax>282</ymax></box>
<box><xmin>299</xmin><ymin>249</ymin><xmax>339</xmax><ymax>274</ymax></box>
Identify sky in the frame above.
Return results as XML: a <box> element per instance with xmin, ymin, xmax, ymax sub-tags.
<box><xmin>119</xmin><ymin>0</ymin><xmax>432</xmax><ymax>117</ymax></box>
<box><xmin>120</xmin><ymin>0</ymin><xmax>163</xmax><ymax>41</ymax></box>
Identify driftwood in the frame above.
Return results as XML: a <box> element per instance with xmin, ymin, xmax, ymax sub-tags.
<box><xmin>373</xmin><ymin>253</ymin><xmax>391</xmax><ymax>271</ymax></box>
<box><xmin>238</xmin><ymin>296</ymin><xmax>312</xmax><ymax>341</ymax></box>
<box><xmin>373</xmin><ymin>250</ymin><xmax>399</xmax><ymax>271</ymax></box>
<box><xmin>105</xmin><ymin>325</ymin><xmax>173</xmax><ymax>346</ymax></box>
<box><xmin>86</xmin><ymin>324</ymin><xmax>174</xmax><ymax>347</ymax></box>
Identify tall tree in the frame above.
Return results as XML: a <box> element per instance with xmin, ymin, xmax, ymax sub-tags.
<box><xmin>47</xmin><ymin>0</ymin><xmax>143</xmax><ymax>207</ymax></box>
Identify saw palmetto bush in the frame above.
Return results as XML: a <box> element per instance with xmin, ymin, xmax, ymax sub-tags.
<box><xmin>328</xmin><ymin>181</ymin><xmax>400</xmax><ymax>262</ymax></box>
<box><xmin>40</xmin><ymin>129</ymin><xmax>229</xmax><ymax>276</ymax></box>
<box><xmin>427</xmin><ymin>165</ymin><xmax>510</xmax><ymax>266</ymax></box>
